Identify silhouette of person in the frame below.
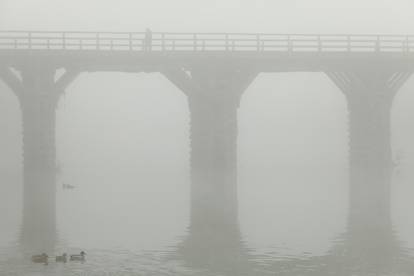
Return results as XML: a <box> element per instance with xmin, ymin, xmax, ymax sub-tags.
<box><xmin>145</xmin><ymin>28</ymin><xmax>152</xmax><ymax>51</ymax></box>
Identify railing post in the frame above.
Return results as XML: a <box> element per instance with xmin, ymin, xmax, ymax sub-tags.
<box><xmin>405</xmin><ymin>36</ymin><xmax>409</xmax><ymax>53</ymax></box>
<box><xmin>318</xmin><ymin>35</ymin><xmax>322</xmax><ymax>52</ymax></box>
<box><xmin>129</xmin><ymin>33</ymin><xmax>132</xmax><ymax>51</ymax></box>
<box><xmin>225</xmin><ymin>34</ymin><xmax>229</xmax><ymax>51</ymax></box>
<box><xmin>256</xmin><ymin>34</ymin><xmax>260</xmax><ymax>51</ymax></box>
<box><xmin>96</xmin><ymin>33</ymin><xmax>100</xmax><ymax>50</ymax></box>
<box><xmin>162</xmin><ymin>33</ymin><xmax>165</xmax><ymax>51</ymax></box>
<box><xmin>62</xmin><ymin>33</ymin><xmax>66</xmax><ymax>50</ymax></box>
<box><xmin>287</xmin><ymin>35</ymin><xmax>292</xmax><ymax>53</ymax></box>
<box><xmin>376</xmin><ymin>35</ymin><xmax>380</xmax><ymax>52</ymax></box>
<box><xmin>347</xmin><ymin>35</ymin><xmax>351</xmax><ymax>52</ymax></box>
<box><xmin>28</xmin><ymin>32</ymin><xmax>32</xmax><ymax>50</ymax></box>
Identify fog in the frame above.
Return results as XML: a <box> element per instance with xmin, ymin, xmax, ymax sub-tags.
<box><xmin>1</xmin><ymin>1</ymin><xmax>414</xmax><ymax>275</ymax></box>
<box><xmin>3</xmin><ymin>0</ymin><xmax>414</xmax><ymax>33</ymax></box>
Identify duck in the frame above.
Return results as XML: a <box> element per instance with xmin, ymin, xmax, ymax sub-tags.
<box><xmin>31</xmin><ymin>253</ymin><xmax>48</xmax><ymax>264</ymax></box>
<box><xmin>70</xmin><ymin>251</ymin><xmax>86</xmax><ymax>261</ymax></box>
<box><xmin>62</xmin><ymin>183</ymin><xmax>75</xmax><ymax>190</ymax></box>
<box><xmin>55</xmin><ymin>253</ymin><xmax>67</xmax><ymax>263</ymax></box>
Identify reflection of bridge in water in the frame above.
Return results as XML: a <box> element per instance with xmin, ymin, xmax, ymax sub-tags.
<box><xmin>1</xmin><ymin>31</ymin><xmax>414</xmax><ymax>274</ymax></box>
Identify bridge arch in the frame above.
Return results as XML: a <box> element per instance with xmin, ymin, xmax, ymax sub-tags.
<box><xmin>390</xmin><ymin>75</ymin><xmax>414</xmax><ymax>249</ymax></box>
<box><xmin>55</xmin><ymin>71</ymin><xmax>190</xmax><ymax>250</ymax></box>
<box><xmin>238</xmin><ymin>72</ymin><xmax>348</xmax><ymax>257</ymax></box>
<box><xmin>0</xmin><ymin>78</ymin><xmax>23</xmax><ymax>248</ymax></box>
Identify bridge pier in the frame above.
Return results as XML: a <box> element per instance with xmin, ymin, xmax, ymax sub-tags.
<box><xmin>327</xmin><ymin>68</ymin><xmax>411</xmax><ymax>268</ymax></box>
<box><xmin>164</xmin><ymin>66</ymin><xmax>256</xmax><ymax>273</ymax></box>
<box><xmin>347</xmin><ymin>90</ymin><xmax>393</xmax><ymax>232</ymax></box>
<box><xmin>0</xmin><ymin>64</ymin><xmax>77</xmax><ymax>251</ymax></box>
<box><xmin>21</xmin><ymin>65</ymin><xmax>60</xmax><ymax>251</ymax></box>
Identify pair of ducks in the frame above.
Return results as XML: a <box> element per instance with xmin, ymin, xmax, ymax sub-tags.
<box><xmin>31</xmin><ymin>251</ymin><xmax>86</xmax><ymax>264</ymax></box>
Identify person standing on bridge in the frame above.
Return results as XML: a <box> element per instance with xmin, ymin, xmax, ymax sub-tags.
<box><xmin>144</xmin><ymin>28</ymin><xmax>152</xmax><ymax>51</ymax></box>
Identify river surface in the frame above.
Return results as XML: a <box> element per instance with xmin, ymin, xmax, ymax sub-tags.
<box><xmin>1</xmin><ymin>166</ymin><xmax>414</xmax><ymax>276</ymax></box>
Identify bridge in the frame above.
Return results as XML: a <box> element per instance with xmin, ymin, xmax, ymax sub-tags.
<box><xmin>2</xmin><ymin>31</ymin><xmax>414</xmax><ymax>71</ymax></box>
<box><xmin>0</xmin><ymin>31</ymin><xmax>413</xmax><ymax>261</ymax></box>
<box><xmin>2</xmin><ymin>31</ymin><xmax>414</xmax><ymax>51</ymax></box>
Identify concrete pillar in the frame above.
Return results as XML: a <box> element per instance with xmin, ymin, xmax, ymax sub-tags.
<box><xmin>19</xmin><ymin>65</ymin><xmax>59</xmax><ymax>251</ymax></box>
<box><xmin>346</xmin><ymin>90</ymin><xmax>393</xmax><ymax>235</ymax></box>
<box><xmin>0</xmin><ymin>64</ymin><xmax>78</xmax><ymax>251</ymax></box>
<box><xmin>163</xmin><ymin>66</ymin><xmax>256</xmax><ymax>274</ymax></box>
<box><xmin>327</xmin><ymin>68</ymin><xmax>411</xmax><ymax>271</ymax></box>
<box><xmin>188</xmin><ymin>77</ymin><xmax>240</xmax><ymax>230</ymax></box>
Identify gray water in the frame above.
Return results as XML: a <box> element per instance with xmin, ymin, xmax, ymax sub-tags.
<box><xmin>2</xmin><ymin>73</ymin><xmax>414</xmax><ymax>275</ymax></box>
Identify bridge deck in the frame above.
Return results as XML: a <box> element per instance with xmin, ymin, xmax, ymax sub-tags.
<box><xmin>1</xmin><ymin>31</ymin><xmax>414</xmax><ymax>52</ymax></box>
<box><xmin>1</xmin><ymin>31</ymin><xmax>414</xmax><ymax>72</ymax></box>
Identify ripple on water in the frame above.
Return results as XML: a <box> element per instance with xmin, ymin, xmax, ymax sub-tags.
<box><xmin>3</xmin><ymin>243</ymin><xmax>414</xmax><ymax>276</ymax></box>
<box><xmin>0</xmin><ymin>246</ymin><xmax>216</xmax><ymax>276</ymax></box>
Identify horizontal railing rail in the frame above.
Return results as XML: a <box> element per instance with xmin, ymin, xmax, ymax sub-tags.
<box><xmin>0</xmin><ymin>31</ymin><xmax>413</xmax><ymax>53</ymax></box>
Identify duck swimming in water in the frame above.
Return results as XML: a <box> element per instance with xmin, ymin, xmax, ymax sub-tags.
<box><xmin>62</xmin><ymin>183</ymin><xmax>75</xmax><ymax>190</ymax></box>
<box><xmin>70</xmin><ymin>251</ymin><xmax>86</xmax><ymax>261</ymax></box>
<box><xmin>31</xmin><ymin>253</ymin><xmax>48</xmax><ymax>264</ymax></box>
<box><xmin>55</xmin><ymin>253</ymin><xmax>67</xmax><ymax>263</ymax></box>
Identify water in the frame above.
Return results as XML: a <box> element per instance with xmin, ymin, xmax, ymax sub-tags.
<box><xmin>2</xmin><ymin>166</ymin><xmax>414</xmax><ymax>276</ymax></box>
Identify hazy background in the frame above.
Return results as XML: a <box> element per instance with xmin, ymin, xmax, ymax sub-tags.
<box><xmin>2</xmin><ymin>0</ymin><xmax>414</xmax><ymax>270</ymax></box>
<box><xmin>2</xmin><ymin>0</ymin><xmax>414</xmax><ymax>33</ymax></box>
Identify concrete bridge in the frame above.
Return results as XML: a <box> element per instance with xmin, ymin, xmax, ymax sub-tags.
<box><xmin>0</xmin><ymin>31</ymin><xmax>414</xmax><ymax>256</ymax></box>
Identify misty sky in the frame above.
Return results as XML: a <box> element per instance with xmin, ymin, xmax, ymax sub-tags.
<box><xmin>1</xmin><ymin>0</ymin><xmax>414</xmax><ymax>33</ymax></box>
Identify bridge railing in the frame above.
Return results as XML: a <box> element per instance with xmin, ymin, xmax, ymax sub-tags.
<box><xmin>0</xmin><ymin>31</ymin><xmax>413</xmax><ymax>53</ymax></box>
